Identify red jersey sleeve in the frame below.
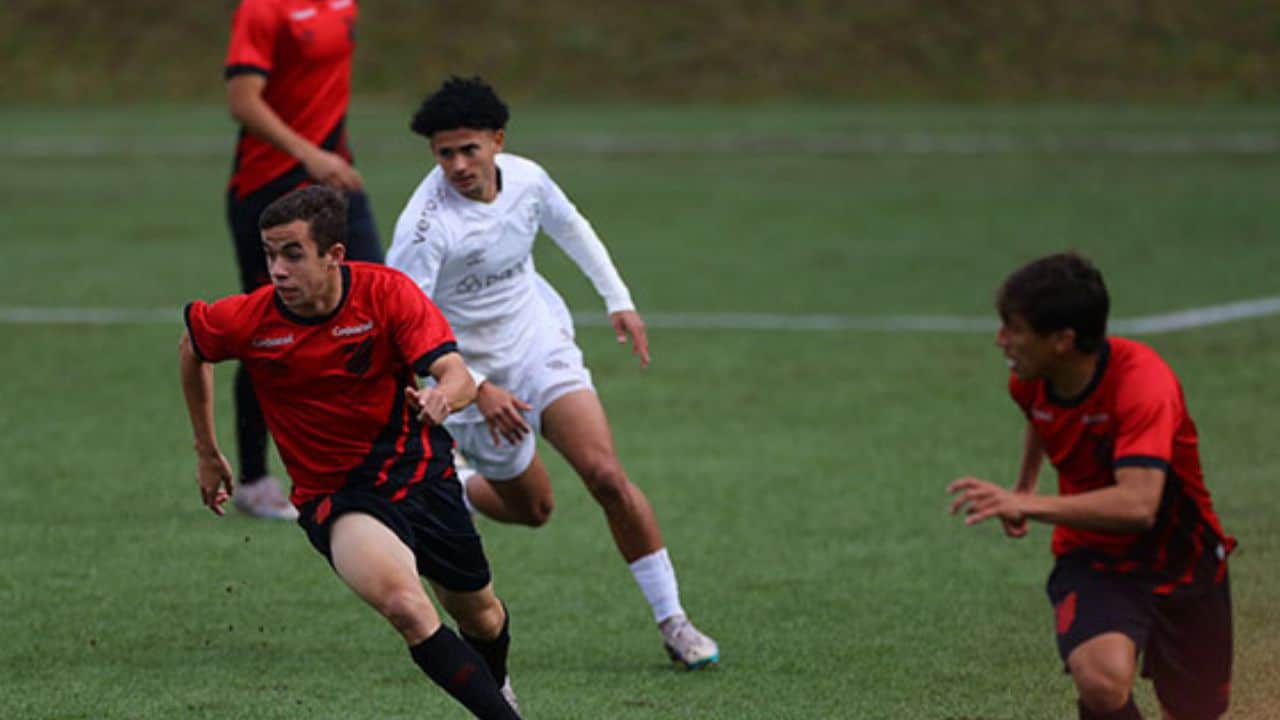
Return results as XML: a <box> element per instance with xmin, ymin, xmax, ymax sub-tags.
<box><xmin>184</xmin><ymin>296</ymin><xmax>252</xmax><ymax>363</ymax></box>
<box><xmin>1111</xmin><ymin>361</ymin><xmax>1179</xmax><ymax>469</ymax></box>
<box><xmin>225</xmin><ymin>0</ymin><xmax>279</xmax><ymax>76</ymax></box>
<box><xmin>383</xmin><ymin>271</ymin><xmax>458</xmax><ymax>374</ymax></box>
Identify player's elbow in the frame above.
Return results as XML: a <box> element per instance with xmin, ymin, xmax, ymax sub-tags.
<box><xmin>1133</xmin><ymin>506</ymin><xmax>1159</xmax><ymax>531</ymax></box>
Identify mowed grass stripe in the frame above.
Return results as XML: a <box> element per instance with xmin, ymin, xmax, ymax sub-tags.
<box><xmin>4</xmin><ymin>295</ymin><xmax>1280</xmax><ymax>334</ymax></box>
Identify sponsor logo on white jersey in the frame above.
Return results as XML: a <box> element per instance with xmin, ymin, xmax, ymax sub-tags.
<box><xmin>333</xmin><ymin>320</ymin><xmax>374</xmax><ymax>337</ymax></box>
<box><xmin>252</xmin><ymin>333</ymin><xmax>294</xmax><ymax>348</ymax></box>
<box><xmin>455</xmin><ymin>258</ymin><xmax>528</xmax><ymax>295</ymax></box>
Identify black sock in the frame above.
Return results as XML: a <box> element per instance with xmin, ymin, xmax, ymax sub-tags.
<box><xmin>1078</xmin><ymin>696</ymin><xmax>1143</xmax><ymax>720</ymax></box>
<box><xmin>461</xmin><ymin>603</ymin><xmax>511</xmax><ymax>685</ymax></box>
<box><xmin>409</xmin><ymin>626</ymin><xmax>520</xmax><ymax>719</ymax></box>
<box><xmin>234</xmin><ymin>364</ymin><xmax>269</xmax><ymax>482</ymax></box>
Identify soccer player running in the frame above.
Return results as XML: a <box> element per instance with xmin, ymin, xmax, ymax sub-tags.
<box><xmin>222</xmin><ymin>0</ymin><xmax>385</xmax><ymax>519</ymax></box>
<box><xmin>386</xmin><ymin>76</ymin><xmax>720</xmax><ymax>669</ymax></box>
<box><xmin>180</xmin><ymin>186</ymin><xmax>521</xmax><ymax>719</ymax></box>
<box><xmin>948</xmin><ymin>252</ymin><xmax>1234</xmax><ymax>720</ymax></box>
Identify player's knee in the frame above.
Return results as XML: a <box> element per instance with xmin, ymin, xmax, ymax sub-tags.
<box><xmin>377</xmin><ymin>588</ymin><xmax>434</xmax><ymax>638</ymax></box>
<box><xmin>455</xmin><ymin>595</ymin><xmax>506</xmax><ymax>639</ymax></box>
<box><xmin>1074</xmin><ymin>666</ymin><xmax>1133</xmax><ymax>714</ymax></box>
<box><xmin>517</xmin><ymin>497</ymin><xmax>553</xmax><ymax>527</ymax></box>
<box><xmin>579</xmin><ymin>461</ymin><xmax>629</xmax><ymax>507</ymax></box>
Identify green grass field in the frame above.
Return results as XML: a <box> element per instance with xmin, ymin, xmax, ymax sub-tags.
<box><xmin>2</xmin><ymin>104</ymin><xmax>1278</xmax><ymax>719</ymax></box>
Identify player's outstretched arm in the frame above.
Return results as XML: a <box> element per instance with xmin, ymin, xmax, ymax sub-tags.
<box><xmin>404</xmin><ymin>352</ymin><xmax>477</xmax><ymax>426</ymax></box>
<box><xmin>1002</xmin><ymin>425</ymin><xmax>1047</xmax><ymax>538</ymax></box>
<box><xmin>948</xmin><ymin>467</ymin><xmax>1165</xmax><ymax>534</ymax></box>
<box><xmin>178</xmin><ymin>332</ymin><xmax>234</xmax><ymax>515</ymax></box>
<box><xmin>473</xmin><ymin>381</ymin><xmax>533</xmax><ymax>447</ymax></box>
<box><xmin>610</xmin><ymin>309</ymin><xmax>650</xmax><ymax>368</ymax></box>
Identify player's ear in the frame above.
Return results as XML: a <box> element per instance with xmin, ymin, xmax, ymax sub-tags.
<box><xmin>1052</xmin><ymin>327</ymin><xmax>1077</xmax><ymax>354</ymax></box>
<box><xmin>326</xmin><ymin>242</ymin><xmax>346</xmax><ymax>267</ymax></box>
<box><xmin>492</xmin><ymin>128</ymin><xmax>505</xmax><ymax>153</ymax></box>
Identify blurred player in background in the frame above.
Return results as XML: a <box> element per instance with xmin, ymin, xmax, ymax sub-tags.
<box><xmin>387</xmin><ymin>76</ymin><xmax>720</xmax><ymax>670</ymax></box>
<box><xmin>223</xmin><ymin>0</ymin><xmax>384</xmax><ymax>519</ymax></box>
<box><xmin>180</xmin><ymin>186</ymin><xmax>520</xmax><ymax>719</ymax></box>
<box><xmin>948</xmin><ymin>252</ymin><xmax>1233</xmax><ymax>720</ymax></box>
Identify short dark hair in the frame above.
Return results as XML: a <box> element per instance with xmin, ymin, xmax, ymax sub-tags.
<box><xmin>258</xmin><ymin>185</ymin><xmax>347</xmax><ymax>254</ymax></box>
<box><xmin>997</xmin><ymin>252</ymin><xmax>1109</xmax><ymax>353</ymax></box>
<box><xmin>410</xmin><ymin>76</ymin><xmax>509</xmax><ymax>138</ymax></box>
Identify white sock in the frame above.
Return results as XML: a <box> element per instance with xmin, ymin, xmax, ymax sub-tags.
<box><xmin>628</xmin><ymin>548</ymin><xmax>685</xmax><ymax>624</ymax></box>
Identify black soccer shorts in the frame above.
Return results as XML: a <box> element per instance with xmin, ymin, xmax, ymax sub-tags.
<box><xmin>1046</xmin><ymin>551</ymin><xmax>1232</xmax><ymax>719</ymax></box>
<box><xmin>297</xmin><ymin>477</ymin><xmax>492</xmax><ymax>593</ymax></box>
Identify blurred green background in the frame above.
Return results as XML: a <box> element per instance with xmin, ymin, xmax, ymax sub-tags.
<box><xmin>3</xmin><ymin>0</ymin><xmax>1279</xmax><ymax>104</ymax></box>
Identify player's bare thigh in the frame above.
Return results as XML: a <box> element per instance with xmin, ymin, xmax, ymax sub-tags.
<box><xmin>540</xmin><ymin>388</ymin><xmax>621</xmax><ymax>476</ymax></box>
<box><xmin>329</xmin><ymin>512</ymin><xmax>442</xmax><ymax>644</ymax></box>
<box><xmin>486</xmin><ymin>452</ymin><xmax>554</xmax><ymax>525</ymax></box>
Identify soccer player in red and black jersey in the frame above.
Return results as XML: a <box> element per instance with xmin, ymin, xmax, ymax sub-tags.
<box><xmin>948</xmin><ymin>252</ymin><xmax>1233</xmax><ymax>720</ymax></box>
<box><xmin>180</xmin><ymin>186</ymin><xmax>520</xmax><ymax>719</ymax></box>
<box><xmin>223</xmin><ymin>0</ymin><xmax>385</xmax><ymax>519</ymax></box>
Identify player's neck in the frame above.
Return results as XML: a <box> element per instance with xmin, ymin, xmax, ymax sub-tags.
<box><xmin>293</xmin><ymin>267</ymin><xmax>345</xmax><ymax>318</ymax></box>
<box><xmin>1045</xmin><ymin>351</ymin><xmax>1100</xmax><ymax>401</ymax></box>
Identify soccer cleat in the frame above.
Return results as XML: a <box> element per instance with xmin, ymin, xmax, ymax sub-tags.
<box><xmin>660</xmin><ymin>615</ymin><xmax>720</xmax><ymax>670</ymax></box>
<box><xmin>232</xmin><ymin>475</ymin><xmax>299</xmax><ymax>520</ymax></box>
<box><xmin>500</xmin><ymin>675</ymin><xmax>521</xmax><ymax>715</ymax></box>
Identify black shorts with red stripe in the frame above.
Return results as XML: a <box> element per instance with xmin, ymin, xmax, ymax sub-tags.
<box><xmin>297</xmin><ymin>476</ymin><xmax>491</xmax><ymax>593</ymax></box>
<box><xmin>1046</xmin><ymin>549</ymin><xmax>1232</xmax><ymax>719</ymax></box>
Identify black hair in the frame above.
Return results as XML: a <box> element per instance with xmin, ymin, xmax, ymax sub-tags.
<box><xmin>258</xmin><ymin>185</ymin><xmax>347</xmax><ymax>254</ymax></box>
<box><xmin>996</xmin><ymin>251</ymin><xmax>1109</xmax><ymax>353</ymax></box>
<box><xmin>409</xmin><ymin>76</ymin><xmax>510</xmax><ymax>138</ymax></box>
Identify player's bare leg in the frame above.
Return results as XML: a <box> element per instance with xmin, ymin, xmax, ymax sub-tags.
<box><xmin>542</xmin><ymin>389</ymin><xmax>720</xmax><ymax>669</ymax></box>
<box><xmin>463</xmin><ymin>453</ymin><xmax>555</xmax><ymax>527</ymax></box>
<box><xmin>1067</xmin><ymin>632</ymin><xmax>1141</xmax><ymax>719</ymax></box>
<box><xmin>329</xmin><ymin>513</ymin><xmax>519</xmax><ymax>718</ymax></box>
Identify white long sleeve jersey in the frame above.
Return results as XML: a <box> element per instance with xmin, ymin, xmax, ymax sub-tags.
<box><xmin>387</xmin><ymin>152</ymin><xmax>634</xmax><ymax>383</ymax></box>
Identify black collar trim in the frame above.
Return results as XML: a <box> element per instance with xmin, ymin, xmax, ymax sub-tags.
<box><xmin>273</xmin><ymin>265</ymin><xmax>351</xmax><ymax>326</ymax></box>
<box><xmin>1046</xmin><ymin>339</ymin><xmax>1110</xmax><ymax>408</ymax></box>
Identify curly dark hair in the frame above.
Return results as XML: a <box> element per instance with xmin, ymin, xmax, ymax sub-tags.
<box><xmin>410</xmin><ymin>76</ymin><xmax>510</xmax><ymax>138</ymax></box>
<box><xmin>258</xmin><ymin>185</ymin><xmax>348</xmax><ymax>254</ymax></box>
<box><xmin>997</xmin><ymin>252</ymin><xmax>1110</xmax><ymax>353</ymax></box>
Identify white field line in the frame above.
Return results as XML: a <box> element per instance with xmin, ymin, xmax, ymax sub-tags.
<box><xmin>4</xmin><ymin>130</ymin><xmax>1280</xmax><ymax>157</ymax></box>
<box><xmin>2</xmin><ymin>296</ymin><xmax>1278</xmax><ymax>335</ymax></box>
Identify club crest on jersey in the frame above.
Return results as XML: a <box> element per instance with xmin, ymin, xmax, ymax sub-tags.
<box><xmin>252</xmin><ymin>333</ymin><xmax>295</xmax><ymax>349</ymax></box>
<box><xmin>1082</xmin><ymin>413</ymin><xmax>1110</xmax><ymax>425</ymax></box>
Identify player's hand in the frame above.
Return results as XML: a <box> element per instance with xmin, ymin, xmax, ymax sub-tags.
<box><xmin>302</xmin><ymin>148</ymin><xmax>364</xmax><ymax>192</ymax></box>
<box><xmin>404</xmin><ymin>386</ymin><xmax>451</xmax><ymax>426</ymax></box>
<box><xmin>475</xmin><ymin>382</ymin><xmax>533</xmax><ymax>447</ymax></box>
<box><xmin>610</xmin><ymin>310</ymin><xmax>650</xmax><ymax>368</ymax></box>
<box><xmin>196</xmin><ymin>449</ymin><xmax>235</xmax><ymax>516</ymax></box>
<box><xmin>1001</xmin><ymin>515</ymin><xmax>1030</xmax><ymax>538</ymax></box>
<box><xmin>947</xmin><ymin>476</ymin><xmax>1027</xmax><ymax>530</ymax></box>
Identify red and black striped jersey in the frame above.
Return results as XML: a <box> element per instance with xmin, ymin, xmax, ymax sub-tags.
<box><xmin>1010</xmin><ymin>337</ymin><xmax>1233</xmax><ymax>592</ymax></box>
<box><xmin>185</xmin><ymin>262</ymin><xmax>458</xmax><ymax>506</ymax></box>
<box><xmin>224</xmin><ymin>0</ymin><xmax>358</xmax><ymax>197</ymax></box>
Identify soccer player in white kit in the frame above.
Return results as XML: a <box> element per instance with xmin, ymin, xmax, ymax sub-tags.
<box><xmin>387</xmin><ymin>77</ymin><xmax>719</xmax><ymax>669</ymax></box>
